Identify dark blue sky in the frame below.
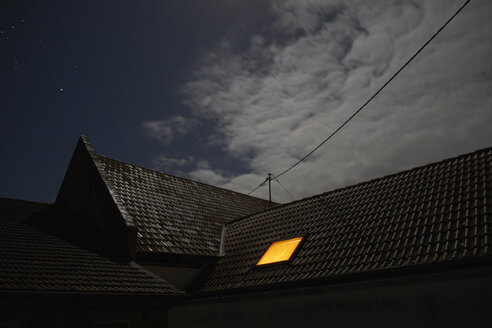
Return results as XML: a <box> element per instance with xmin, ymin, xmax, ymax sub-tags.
<box><xmin>1</xmin><ymin>0</ymin><xmax>266</xmax><ymax>202</ymax></box>
<box><xmin>2</xmin><ymin>1</ymin><xmax>491</xmax><ymax>204</ymax></box>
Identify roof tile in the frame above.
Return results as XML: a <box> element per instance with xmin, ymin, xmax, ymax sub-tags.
<box><xmin>95</xmin><ymin>155</ymin><xmax>274</xmax><ymax>256</ymax></box>
<box><xmin>201</xmin><ymin>147</ymin><xmax>492</xmax><ymax>292</ymax></box>
<box><xmin>0</xmin><ymin>198</ymin><xmax>181</xmax><ymax>295</ymax></box>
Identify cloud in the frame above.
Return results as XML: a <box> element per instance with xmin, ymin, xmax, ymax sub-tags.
<box><xmin>152</xmin><ymin>155</ymin><xmax>194</xmax><ymax>171</ymax></box>
<box><xmin>188</xmin><ymin>160</ymin><xmax>230</xmax><ymax>185</ymax></box>
<box><xmin>142</xmin><ymin>116</ymin><xmax>192</xmax><ymax>145</ymax></box>
<box><xmin>178</xmin><ymin>0</ymin><xmax>492</xmax><ymax>202</ymax></box>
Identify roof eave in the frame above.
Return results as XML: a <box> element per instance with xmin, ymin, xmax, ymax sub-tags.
<box><xmin>193</xmin><ymin>254</ymin><xmax>492</xmax><ymax>299</ymax></box>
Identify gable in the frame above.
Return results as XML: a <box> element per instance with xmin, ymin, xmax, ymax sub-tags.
<box><xmin>94</xmin><ymin>155</ymin><xmax>274</xmax><ymax>257</ymax></box>
<box><xmin>55</xmin><ymin>136</ymin><xmax>274</xmax><ymax>262</ymax></box>
<box><xmin>56</xmin><ymin>136</ymin><xmax>136</xmax><ymax>259</ymax></box>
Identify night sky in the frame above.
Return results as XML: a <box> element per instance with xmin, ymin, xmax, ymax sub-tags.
<box><xmin>1</xmin><ymin>0</ymin><xmax>266</xmax><ymax>202</ymax></box>
<box><xmin>1</xmin><ymin>0</ymin><xmax>491</xmax><ymax>203</ymax></box>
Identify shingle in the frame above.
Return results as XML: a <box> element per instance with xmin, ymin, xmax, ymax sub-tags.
<box><xmin>0</xmin><ymin>198</ymin><xmax>180</xmax><ymax>295</ymax></box>
<box><xmin>95</xmin><ymin>155</ymin><xmax>274</xmax><ymax>256</ymax></box>
<box><xmin>201</xmin><ymin>147</ymin><xmax>492</xmax><ymax>292</ymax></box>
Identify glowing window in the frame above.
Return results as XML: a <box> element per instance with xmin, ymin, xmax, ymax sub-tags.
<box><xmin>256</xmin><ymin>236</ymin><xmax>303</xmax><ymax>266</ymax></box>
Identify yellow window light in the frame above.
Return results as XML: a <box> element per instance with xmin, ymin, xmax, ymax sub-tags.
<box><xmin>256</xmin><ymin>236</ymin><xmax>303</xmax><ymax>266</ymax></box>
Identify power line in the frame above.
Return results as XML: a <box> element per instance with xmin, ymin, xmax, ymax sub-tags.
<box><xmin>272</xmin><ymin>176</ymin><xmax>296</xmax><ymax>201</ymax></box>
<box><xmin>247</xmin><ymin>177</ymin><xmax>268</xmax><ymax>195</ymax></box>
<box><xmin>247</xmin><ymin>173</ymin><xmax>296</xmax><ymax>203</ymax></box>
<box><xmin>248</xmin><ymin>0</ymin><xmax>471</xmax><ymax>195</ymax></box>
<box><xmin>273</xmin><ymin>0</ymin><xmax>471</xmax><ymax>179</ymax></box>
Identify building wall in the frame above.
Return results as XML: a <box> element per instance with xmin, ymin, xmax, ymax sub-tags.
<box><xmin>142</xmin><ymin>265</ymin><xmax>201</xmax><ymax>290</ymax></box>
<box><xmin>55</xmin><ymin>137</ymin><xmax>134</xmax><ymax>258</ymax></box>
<box><xmin>168</xmin><ymin>267</ymin><xmax>492</xmax><ymax>328</ymax></box>
<box><xmin>0</xmin><ymin>297</ymin><xmax>169</xmax><ymax>328</ymax></box>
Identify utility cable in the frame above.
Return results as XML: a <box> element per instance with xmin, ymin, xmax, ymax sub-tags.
<box><xmin>247</xmin><ymin>0</ymin><xmax>471</xmax><ymax>195</ymax></box>
<box><xmin>272</xmin><ymin>176</ymin><xmax>296</xmax><ymax>201</ymax></box>
<box><xmin>273</xmin><ymin>0</ymin><xmax>471</xmax><ymax>179</ymax></box>
<box><xmin>247</xmin><ymin>177</ymin><xmax>268</xmax><ymax>195</ymax></box>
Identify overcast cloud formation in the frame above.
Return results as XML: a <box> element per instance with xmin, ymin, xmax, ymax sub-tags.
<box><xmin>147</xmin><ymin>0</ymin><xmax>492</xmax><ymax>202</ymax></box>
<box><xmin>142</xmin><ymin>115</ymin><xmax>194</xmax><ymax>145</ymax></box>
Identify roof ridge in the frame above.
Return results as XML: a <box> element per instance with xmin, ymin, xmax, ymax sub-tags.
<box><xmin>95</xmin><ymin>153</ymin><xmax>278</xmax><ymax>205</ymax></box>
<box><xmin>226</xmin><ymin>145</ymin><xmax>492</xmax><ymax>226</ymax></box>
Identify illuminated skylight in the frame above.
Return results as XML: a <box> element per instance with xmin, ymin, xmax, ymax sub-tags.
<box><xmin>256</xmin><ymin>236</ymin><xmax>303</xmax><ymax>266</ymax></box>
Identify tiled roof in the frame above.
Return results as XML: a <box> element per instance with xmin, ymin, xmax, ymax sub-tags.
<box><xmin>95</xmin><ymin>155</ymin><xmax>274</xmax><ymax>256</ymax></box>
<box><xmin>201</xmin><ymin>147</ymin><xmax>492</xmax><ymax>292</ymax></box>
<box><xmin>0</xmin><ymin>198</ymin><xmax>181</xmax><ymax>294</ymax></box>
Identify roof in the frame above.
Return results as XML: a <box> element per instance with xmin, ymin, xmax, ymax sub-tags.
<box><xmin>0</xmin><ymin>198</ymin><xmax>180</xmax><ymax>295</ymax></box>
<box><xmin>94</xmin><ymin>154</ymin><xmax>274</xmax><ymax>257</ymax></box>
<box><xmin>200</xmin><ymin>147</ymin><xmax>492</xmax><ymax>293</ymax></box>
